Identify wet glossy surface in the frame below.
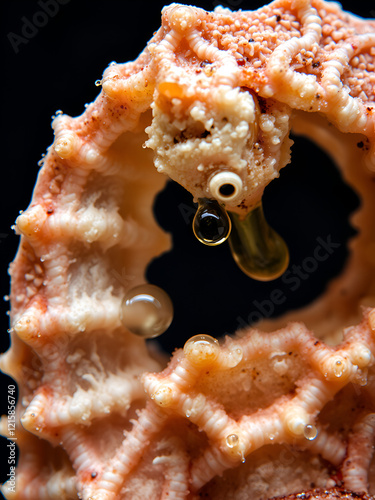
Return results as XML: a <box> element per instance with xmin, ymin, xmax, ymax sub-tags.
<box><xmin>121</xmin><ymin>284</ymin><xmax>173</xmax><ymax>338</ymax></box>
<box><xmin>229</xmin><ymin>203</ymin><xmax>289</xmax><ymax>281</ymax></box>
<box><xmin>193</xmin><ymin>198</ymin><xmax>231</xmax><ymax>246</ymax></box>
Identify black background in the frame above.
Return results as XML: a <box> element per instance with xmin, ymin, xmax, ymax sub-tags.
<box><xmin>0</xmin><ymin>0</ymin><xmax>370</xmax><ymax>491</ymax></box>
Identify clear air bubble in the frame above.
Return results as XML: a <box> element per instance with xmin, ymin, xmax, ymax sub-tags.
<box><xmin>183</xmin><ymin>334</ymin><xmax>220</xmax><ymax>364</ymax></box>
<box><xmin>193</xmin><ymin>198</ymin><xmax>231</xmax><ymax>246</ymax></box>
<box><xmin>303</xmin><ymin>424</ymin><xmax>318</xmax><ymax>441</ymax></box>
<box><xmin>95</xmin><ymin>79</ymin><xmax>102</xmax><ymax>86</ymax></box>
<box><xmin>228</xmin><ymin>202</ymin><xmax>289</xmax><ymax>281</ymax></box>
<box><xmin>333</xmin><ymin>359</ymin><xmax>344</xmax><ymax>378</ymax></box>
<box><xmin>226</xmin><ymin>433</ymin><xmax>239</xmax><ymax>448</ymax></box>
<box><xmin>120</xmin><ymin>284</ymin><xmax>173</xmax><ymax>339</ymax></box>
<box><xmin>354</xmin><ymin>368</ymin><xmax>368</xmax><ymax>386</ymax></box>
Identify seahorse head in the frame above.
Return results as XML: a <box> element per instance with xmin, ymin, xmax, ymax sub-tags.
<box><xmin>144</xmin><ymin>4</ymin><xmax>293</xmax><ymax>215</ymax></box>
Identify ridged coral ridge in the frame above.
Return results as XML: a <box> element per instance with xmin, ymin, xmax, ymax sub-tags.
<box><xmin>1</xmin><ymin>1</ymin><xmax>375</xmax><ymax>499</ymax></box>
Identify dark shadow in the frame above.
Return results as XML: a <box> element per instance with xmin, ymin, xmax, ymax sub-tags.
<box><xmin>147</xmin><ymin>135</ymin><xmax>360</xmax><ymax>354</ymax></box>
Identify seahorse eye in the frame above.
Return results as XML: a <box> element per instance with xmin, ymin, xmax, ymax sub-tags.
<box><xmin>209</xmin><ymin>171</ymin><xmax>243</xmax><ymax>203</ymax></box>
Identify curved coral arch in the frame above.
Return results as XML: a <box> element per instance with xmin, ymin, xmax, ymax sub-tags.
<box><xmin>1</xmin><ymin>1</ymin><xmax>375</xmax><ymax>499</ymax></box>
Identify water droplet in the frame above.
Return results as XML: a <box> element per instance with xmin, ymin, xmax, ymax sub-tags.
<box><xmin>226</xmin><ymin>346</ymin><xmax>243</xmax><ymax>368</ymax></box>
<box><xmin>333</xmin><ymin>359</ymin><xmax>343</xmax><ymax>377</ymax></box>
<box><xmin>3</xmin><ymin>295</ymin><xmax>9</xmax><ymax>302</ymax></box>
<box><xmin>95</xmin><ymin>79</ymin><xmax>102</xmax><ymax>87</ymax></box>
<box><xmin>55</xmin><ymin>110</ymin><xmax>63</xmax><ymax>115</ymax></box>
<box><xmin>109</xmin><ymin>61</ymin><xmax>117</xmax><ymax>66</ymax></box>
<box><xmin>354</xmin><ymin>368</ymin><xmax>368</xmax><ymax>386</ymax></box>
<box><xmin>183</xmin><ymin>334</ymin><xmax>220</xmax><ymax>364</ymax></box>
<box><xmin>185</xmin><ymin>410</ymin><xmax>191</xmax><ymax>418</ymax></box>
<box><xmin>228</xmin><ymin>202</ymin><xmax>289</xmax><ymax>281</ymax></box>
<box><xmin>120</xmin><ymin>284</ymin><xmax>173</xmax><ymax>338</ymax></box>
<box><xmin>193</xmin><ymin>198</ymin><xmax>231</xmax><ymax>246</ymax></box>
<box><xmin>226</xmin><ymin>433</ymin><xmax>239</xmax><ymax>448</ymax></box>
<box><xmin>304</xmin><ymin>424</ymin><xmax>318</xmax><ymax>441</ymax></box>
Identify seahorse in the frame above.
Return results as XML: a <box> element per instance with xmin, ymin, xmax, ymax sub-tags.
<box><xmin>1</xmin><ymin>1</ymin><xmax>375</xmax><ymax>499</ymax></box>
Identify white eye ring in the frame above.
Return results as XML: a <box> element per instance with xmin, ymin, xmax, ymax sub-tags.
<box><xmin>209</xmin><ymin>171</ymin><xmax>243</xmax><ymax>203</ymax></box>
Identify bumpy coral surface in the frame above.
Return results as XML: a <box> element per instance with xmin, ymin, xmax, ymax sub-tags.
<box><xmin>1</xmin><ymin>1</ymin><xmax>375</xmax><ymax>499</ymax></box>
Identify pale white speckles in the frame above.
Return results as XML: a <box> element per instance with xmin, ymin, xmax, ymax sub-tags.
<box><xmin>190</xmin><ymin>104</ymin><xmax>207</xmax><ymax>123</ymax></box>
<box><xmin>259</xmin><ymin>117</ymin><xmax>274</xmax><ymax>133</ymax></box>
<box><xmin>235</xmin><ymin>121</ymin><xmax>250</xmax><ymax>138</ymax></box>
<box><xmin>198</xmin><ymin>142</ymin><xmax>211</xmax><ymax>153</ymax></box>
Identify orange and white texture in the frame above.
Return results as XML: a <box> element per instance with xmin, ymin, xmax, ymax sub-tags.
<box><xmin>2</xmin><ymin>0</ymin><xmax>375</xmax><ymax>499</ymax></box>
